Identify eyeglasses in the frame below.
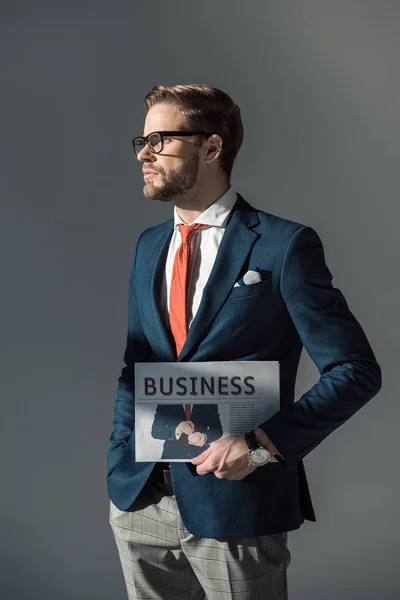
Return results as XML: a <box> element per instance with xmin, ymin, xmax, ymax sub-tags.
<box><xmin>132</xmin><ymin>130</ymin><xmax>215</xmax><ymax>157</ymax></box>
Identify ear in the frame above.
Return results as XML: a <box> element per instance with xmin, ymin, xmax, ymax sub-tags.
<box><xmin>204</xmin><ymin>134</ymin><xmax>223</xmax><ymax>162</ymax></box>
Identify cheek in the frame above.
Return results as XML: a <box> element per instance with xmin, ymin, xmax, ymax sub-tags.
<box><xmin>156</xmin><ymin>159</ymin><xmax>175</xmax><ymax>175</ymax></box>
<box><xmin>162</xmin><ymin>160</ymin><xmax>185</xmax><ymax>178</ymax></box>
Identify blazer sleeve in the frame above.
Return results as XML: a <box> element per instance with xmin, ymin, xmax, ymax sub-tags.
<box><xmin>259</xmin><ymin>225</ymin><xmax>382</xmax><ymax>470</ymax></box>
<box><xmin>151</xmin><ymin>405</ymin><xmax>181</xmax><ymax>440</ymax></box>
<box><xmin>107</xmin><ymin>231</ymin><xmax>152</xmax><ymax>474</ymax></box>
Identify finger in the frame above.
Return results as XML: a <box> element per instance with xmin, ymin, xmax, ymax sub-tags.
<box><xmin>194</xmin><ymin>452</ymin><xmax>217</xmax><ymax>475</ymax></box>
<box><xmin>191</xmin><ymin>446</ymin><xmax>213</xmax><ymax>465</ymax></box>
<box><xmin>196</xmin><ymin>459</ymin><xmax>216</xmax><ymax>475</ymax></box>
<box><xmin>197</xmin><ymin>467</ymin><xmax>215</xmax><ymax>476</ymax></box>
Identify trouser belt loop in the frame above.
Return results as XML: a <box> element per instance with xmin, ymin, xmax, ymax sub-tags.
<box><xmin>154</xmin><ymin>462</ymin><xmax>172</xmax><ymax>486</ymax></box>
<box><xmin>162</xmin><ymin>469</ymin><xmax>172</xmax><ymax>486</ymax></box>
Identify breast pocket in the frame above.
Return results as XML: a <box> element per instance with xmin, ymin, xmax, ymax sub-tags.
<box><xmin>227</xmin><ymin>278</ymin><xmax>272</xmax><ymax>299</ymax></box>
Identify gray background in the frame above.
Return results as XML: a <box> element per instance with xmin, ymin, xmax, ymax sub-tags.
<box><xmin>1</xmin><ymin>1</ymin><xmax>398</xmax><ymax>599</ymax></box>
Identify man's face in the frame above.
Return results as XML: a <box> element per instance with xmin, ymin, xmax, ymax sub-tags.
<box><xmin>137</xmin><ymin>103</ymin><xmax>203</xmax><ymax>203</ymax></box>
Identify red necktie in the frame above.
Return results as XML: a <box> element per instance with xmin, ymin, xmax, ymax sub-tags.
<box><xmin>169</xmin><ymin>223</ymin><xmax>208</xmax><ymax>419</ymax></box>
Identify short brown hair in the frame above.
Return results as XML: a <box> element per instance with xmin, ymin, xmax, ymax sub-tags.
<box><xmin>144</xmin><ymin>84</ymin><xmax>244</xmax><ymax>180</ymax></box>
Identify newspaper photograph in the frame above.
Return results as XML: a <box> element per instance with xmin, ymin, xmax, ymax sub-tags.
<box><xmin>134</xmin><ymin>361</ymin><xmax>280</xmax><ymax>462</ymax></box>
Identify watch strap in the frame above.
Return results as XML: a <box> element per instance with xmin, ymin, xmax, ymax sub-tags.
<box><xmin>273</xmin><ymin>453</ymin><xmax>287</xmax><ymax>467</ymax></box>
<box><xmin>244</xmin><ymin>430</ymin><xmax>260</xmax><ymax>452</ymax></box>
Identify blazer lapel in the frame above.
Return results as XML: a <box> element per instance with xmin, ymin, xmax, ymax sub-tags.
<box><xmin>178</xmin><ymin>194</ymin><xmax>260</xmax><ymax>362</ymax></box>
<box><xmin>148</xmin><ymin>220</ymin><xmax>176</xmax><ymax>361</ymax></box>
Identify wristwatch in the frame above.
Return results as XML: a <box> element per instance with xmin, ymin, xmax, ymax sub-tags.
<box><xmin>245</xmin><ymin>430</ymin><xmax>272</xmax><ymax>467</ymax></box>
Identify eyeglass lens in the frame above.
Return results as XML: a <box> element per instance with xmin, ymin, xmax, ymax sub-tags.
<box><xmin>134</xmin><ymin>132</ymin><xmax>162</xmax><ymax>155</ymax></box>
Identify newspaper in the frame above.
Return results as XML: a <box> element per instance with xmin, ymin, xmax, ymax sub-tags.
<box><xmin>134</xmin><ymin>361</ymin><xmax>280</xmax><ymax>462</ymax></box>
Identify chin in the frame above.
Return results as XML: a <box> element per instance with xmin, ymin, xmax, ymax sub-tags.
<box><xmin>143</xmin><ymin>183</ymin><xmax>156</xmax><ymax>196</ymax></box>
<box><xmin>143</xmin><ymin>188</ymin><xmax>170</xmax><ymax>203</ymax></box>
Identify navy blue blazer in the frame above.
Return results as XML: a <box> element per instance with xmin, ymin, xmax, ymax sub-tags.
<box><xmin>151</xmin><ymin>403</ymin><xmax>223</xmax><ymax>459</ymax></box>
<box><xmin>106</xmin><ymin>193</ymin><xmax>381</xmax><ymax>538</ymax></box>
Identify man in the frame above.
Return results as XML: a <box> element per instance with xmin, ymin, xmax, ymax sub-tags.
<box><xmin>151</xmin><ymin>403</ymin><xmax>223</xmax><ymax>459</ymax></box>
<box><xmin>107</xmin><ymin>84</ymin><xmax>381</xmax><ymax>600</ymax></box>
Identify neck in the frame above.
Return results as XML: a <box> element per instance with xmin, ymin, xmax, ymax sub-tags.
<box><xmin>175</xmin><ymin>180</ymin><xmax>230</xmax><ymax>225</ymax></box>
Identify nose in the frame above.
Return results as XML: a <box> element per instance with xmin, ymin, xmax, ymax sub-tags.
<box><xmin>137</xmin><ymin>146</ymin><xmax>150</xmax><ymax>161</ymax></box>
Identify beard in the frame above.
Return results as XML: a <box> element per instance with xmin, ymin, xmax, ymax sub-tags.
<box><xmin>143</xmin><ymin>150</ymin><xmax>200</xmax><ymax>203</ymax></box>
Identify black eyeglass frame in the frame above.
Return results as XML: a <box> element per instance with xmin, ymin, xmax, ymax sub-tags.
<box><xmin>132</xmin><ymin>130</ymin><xmax>215</xmax><ymax>156</ymax></box>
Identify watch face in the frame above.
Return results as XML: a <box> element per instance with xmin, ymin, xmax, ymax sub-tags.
<box><xmin>250</xmin><ymin>447</ymin><xmax>271</xmax><ymax>466</ymax></box>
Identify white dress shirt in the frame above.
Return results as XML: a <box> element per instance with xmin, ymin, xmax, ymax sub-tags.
<box><xmin>158</xmin><ymin>185</ymin><xmax>238</xmax><ymax>331</ymax></box>
<box><xmin>158</xmin><ymin>185</ymin><xmax>238</xmax><ymax>438</ymax></box>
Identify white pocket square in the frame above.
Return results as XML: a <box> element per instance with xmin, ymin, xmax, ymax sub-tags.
<box><xmin>234</xmin><ymin>269</ymin><xmax>263</xmax><ymax>288</ymax></box>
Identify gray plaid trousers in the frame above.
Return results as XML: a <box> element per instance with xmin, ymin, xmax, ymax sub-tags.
<box><xmin>109</xmin><ymin>473</ymin><xmax>291</xmax><ymax>600</ymax></box>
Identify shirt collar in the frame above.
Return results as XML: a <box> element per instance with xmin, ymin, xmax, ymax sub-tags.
<box><xmin>173</xmin><ymin>185</ymin><xmax>238</xmax><ymax>229</ymax></box>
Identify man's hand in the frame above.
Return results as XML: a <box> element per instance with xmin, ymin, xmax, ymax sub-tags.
<box><xmin>191</xmin><ymin>434</ymin><xmax>257</xmax><ymax>480</ymax></box>
<box><xmin>175</xmin><ymin>420</ymin><xmax>195</xmax><ymax>438</ymax></box>
<box><xmin>188</xmin><ymin>432</ymin><xmax>207</xmax><ymax>447</ymax></box>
